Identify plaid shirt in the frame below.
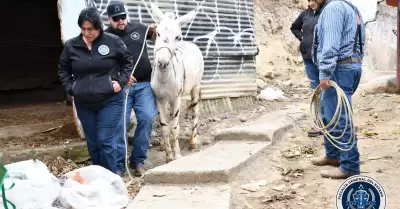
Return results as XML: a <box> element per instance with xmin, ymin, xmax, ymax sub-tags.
<box><xmin>312</xmin><ymin>0</ymin><xmax>366</xmax><ymax>80</ymax></box>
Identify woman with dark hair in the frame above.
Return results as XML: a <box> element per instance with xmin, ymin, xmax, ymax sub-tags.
<box><xmin>290</xmin><ymin>0</ymin><xmax>322</xmax><ymax>138</ymax></box>
<box><xmin>58</xmin><ymin>7</ymin><xmax>133</xmax><ymax>174</ymax></box>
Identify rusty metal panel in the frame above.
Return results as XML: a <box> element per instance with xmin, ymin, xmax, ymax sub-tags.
<box><xmin>89</xmin><ymin>0</ymin><xmax>257</xmax><ymax>99</ymax></box>
<box><xmin>386</xmin><ymin>0</ymin><xmax>397</xmax><ymax>7</ymax></box>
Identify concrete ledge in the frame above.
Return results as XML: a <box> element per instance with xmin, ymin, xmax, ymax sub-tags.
<box><xmin>2</xmin><ymin>141</ymin><xmax>87</xmax><ymax>164</ymax></box>
<box><xmin>131</xmin><ymin>104</ymin><xmax>309</xmax><ymax>208</ymax></box>
<box><xmin>144</xmin><ymin>141</ymin><xmax>270</xmax><ymax>184</ymax></box>
<box><xmin>0</xmin><ymin>122</ymin><xmax>62</xmax><ymax>138</ymax></box>
<box><xmin>127</xmin><ymin>184</ymin><xmax>231</xmax><ymax>209</ymax></box>
<box><xmin>214</xmin><ymin>104</ymin><xmax>308</xmax><ymax>142</ymax></box>
<box><xmin>360</xmin><ymin>74</ymin><xmax>400</xmax><ymax>94</ymax></box>
<box><xmin>144</xmin><ymin>104</ymin><xmax>308</xmax><ymax>185</ymax></box>
<box><xmin>181</xmin><ymin>96</ymin><xmax>257</xmax><ymax>117</ymax></box>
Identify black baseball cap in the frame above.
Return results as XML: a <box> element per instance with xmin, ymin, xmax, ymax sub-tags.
<box><xmin>107</xmin><ymin>1</ymin><xmax>127</xmax><ymax>17</ymax></box>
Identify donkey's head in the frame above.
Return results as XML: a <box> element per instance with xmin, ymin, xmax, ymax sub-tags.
<box><xmin>150</xmin><ymin>3</ymin><xmax>197</xmax><ymax>69</ymax></box>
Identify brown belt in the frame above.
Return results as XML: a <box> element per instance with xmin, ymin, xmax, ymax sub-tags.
<box><xmin>337</xmin><ymin>57</ymin><xmax>360</xmax><ymax>64</ymax></box>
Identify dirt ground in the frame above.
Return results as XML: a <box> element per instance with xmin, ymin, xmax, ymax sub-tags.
<box><xmin>229</xmin><ymin>0</ymin><xmax>400</xmax><ymax>206</ymax></box>
<box><xmin>0</xmin><ymin>102</ymin><xmax>72</xmax><ymax>127</ymax></box>
<box><xmin>0</xmin><ymin>102</ymin><xmax>80</xmax><ymax>150</ymax></box>
<box><xmin>230</xmin><ymin>90</ymin><xmax>400</xmax><ymax>209</ymax></box>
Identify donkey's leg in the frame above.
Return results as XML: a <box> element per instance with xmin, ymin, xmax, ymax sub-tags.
<box><xmin>188</xmin><ymin>86</ymin><xmax>201</xmax><ymax>151</ymax></box>
<box><xmin>170</xmin><ymin>97</ymin><xmax>182</xmax><ymax>159</ymax></box>
<box><xmin>157</xmin><ymin>115</ymin><xmax>165</xmax><ymax>152</ymax></box>
<box><xmin>155</xmin><ymin>99</ymin><xmax>173</xmax><ymax>163</ymax></box>
<box><xmin>185</xmin><ymin>100</ymin><xmax>191</xmax><ymax>120</ymax></box>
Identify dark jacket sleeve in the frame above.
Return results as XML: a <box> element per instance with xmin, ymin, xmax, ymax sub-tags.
<box><xmin>58</xmin><ymin>42</ymin><xmax>74</xmax><ymax>96</ymax></box>
<box><xmin>290</xmin><ymin>10</ymin><xmax>305</xmax><ymax>41</ymax></box>
<box><xmin>114</xmin><ymin>37</ymin><xmax>133</xmax><ymax>88</ymax></box>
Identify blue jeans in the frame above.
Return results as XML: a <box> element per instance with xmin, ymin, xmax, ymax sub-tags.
<box><xmin>117</xmin><ymin>82</ymin><xmax>158</xmax><ymax>171</ymax></box>
<box><xmin>304</xmin><ymin>58</ymin><xmax>325</xmax><ymax>124</ymax></box>
<box><xmin>322</xmin><ymin>62</ymin><xmax>362</xmax><ymax>174</ymax></box>
<box><xmin>304</xmin><ymin>59</ymin><xmax>320</xmax><ymax>89</ymax></box>
<box><xmin>74</xmin><ymin>91</ymin><xmax>124</xmax><ymax>174</ymax></box>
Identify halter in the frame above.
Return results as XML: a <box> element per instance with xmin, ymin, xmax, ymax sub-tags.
<box><xmin>153</xmin><ymin>45</ymin><xmax>177</xmax><ymax>84</ymax></box>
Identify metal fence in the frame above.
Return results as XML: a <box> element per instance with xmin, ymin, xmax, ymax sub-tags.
<box><xmin>89</xmin><ymin>0</ymin><xmax>258</xmax><ymax>99</ymax></box>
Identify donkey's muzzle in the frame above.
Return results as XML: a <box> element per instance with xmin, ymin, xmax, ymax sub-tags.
<box><xmin>158</xmin><ymin>61</ymin><xmax>169</xmax><ymax>69</ymax></box>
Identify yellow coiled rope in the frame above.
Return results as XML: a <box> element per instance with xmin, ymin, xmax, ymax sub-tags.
<box><xmin>310</xmin><ymin>81</ymin><xmax>356</xmax><ymax>151</ymax></box>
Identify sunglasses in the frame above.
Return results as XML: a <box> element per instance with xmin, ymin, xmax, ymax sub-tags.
<box><xmin>112</xmin><ymin>14</ymin><xmax>127</xmax><ymax>22</ymax></box>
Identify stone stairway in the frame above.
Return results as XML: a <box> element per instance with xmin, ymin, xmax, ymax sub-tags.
<box><xmin>127</xmin><ymin>104</ymin><xmax>308</xmax><ymax>209</ymax></box>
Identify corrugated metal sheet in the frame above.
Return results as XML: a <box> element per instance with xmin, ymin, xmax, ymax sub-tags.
<box><xmin>89</xmin><ymin>0</ymin><xmax>257</xmax><ymax>99</ymax></box>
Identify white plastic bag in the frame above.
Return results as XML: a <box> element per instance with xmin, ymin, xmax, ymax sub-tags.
<box><xmin>0</xmin><ymin>160</ymin><xmax>61</xmax><ymax>209</ymax></box>
<box><xmin>257</xmin><ymin>87</ymin><xmax>287</xmax><ymax>101</ymax></box>
<box><xmin>57</xmin><ymin>165</ymin><xmax>128</xmax><ymax>209</ymax></box>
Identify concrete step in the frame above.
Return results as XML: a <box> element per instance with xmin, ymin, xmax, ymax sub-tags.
<box><xmin>143</xmin><ymin>104</ymin><xmax>308</xmax><ymax>185</ymax></box>
<box><xmin>128</xmin><ymin>104</ymin><xmax>309</xmax><ymax>209</ymax></box>
<box><xmin>214</xmin><ymin>104</ymin><xmax>308</xmax><ymax>141</ymax></box>
<box><xmin>144</xmin><ymin>140</ymin><xmax>271</xmax><ymax>184</ymax></box>
<box><xmin>127</xmin><ymin>184</ymin><xmax>230</xmax><ymax>209</ymax></box>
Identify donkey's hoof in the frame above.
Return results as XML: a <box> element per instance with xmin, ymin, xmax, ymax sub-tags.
<box><xmin>188</xmin><ymin>143</ymin><xmax>198</xmax><ymax>151</ymax></box>
<box><xmin>174</xmin><ymin>154</ymin><xmax>182</xmax><ymax>159</ymax></box>
<box><xmin>166</xmin><ymin>156</ymin><xmax>174</xmax><ymax>163</ymax></box>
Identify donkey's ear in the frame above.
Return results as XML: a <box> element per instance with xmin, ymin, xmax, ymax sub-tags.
<box><xmin>150</xmin><ymin>3</ymin><xmax>165</xmax><ymax>24</ymax></box>
<box><xmin>177</xmin><ymin>9</ymin><xmax>197</xmax><ymax>26</ymax></box>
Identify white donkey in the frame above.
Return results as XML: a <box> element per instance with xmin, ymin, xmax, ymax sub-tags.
<box><xmin>150</xmin><ymin>3</ymin><xmax>205</xmax><ymax>163</ymax></box>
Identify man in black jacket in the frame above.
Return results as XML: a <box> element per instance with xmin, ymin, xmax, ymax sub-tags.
<box><xmin>105</xmin><ymin>1</ymin><xmax>158</xmax><ymax>177</ymax></box>
<box><xmin>290</xmin><ymin>0</ymin><xmax>322</xmax><ymax>138</ymax></box>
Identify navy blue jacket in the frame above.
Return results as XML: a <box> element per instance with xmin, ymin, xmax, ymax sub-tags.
<box><xmin>290</xmin><ymin>8</ymin><xmax>321</xmax><ymax>59</ymax></box>
<box><xmin>58</xmin><ymin>30</ymin><xmax>133</xmax><ymax>110</ymax></box>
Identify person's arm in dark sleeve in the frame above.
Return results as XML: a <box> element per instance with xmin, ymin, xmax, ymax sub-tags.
<box><xmin>114</xmin><ymin>37</ymin><xmax>133</xmax><ymax>89</ymax></box>
<box><xmin>290</xmin><ymin>11</ymin><xmax>305</xmax><ymax>41</ymax></box>
<box><xmin>58</xmin><ymin>42</ymin><xmax>74</xmax><ymax>96</ymax></box>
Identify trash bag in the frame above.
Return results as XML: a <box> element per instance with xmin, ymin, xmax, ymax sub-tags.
<box><xmin>0</xmin><ymin>160</ymin><xmax>61</xmax><ymax>209</ymax></box>
<box><xmin>56</xmin><ymin>165</ymin><xmax>129</xmax><ymax>209</ymax></box>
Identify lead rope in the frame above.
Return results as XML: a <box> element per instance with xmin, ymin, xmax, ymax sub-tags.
<box><xmin>123</xmin><ymin>26</ymin><xmax>151</xmax><ymax>187</ymax></box>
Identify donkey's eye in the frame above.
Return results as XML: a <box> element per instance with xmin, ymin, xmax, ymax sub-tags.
<box><xmin>175</xmin><ymin>36</ymin><xmax>181</xmax><ymax>41</ymax></box>
<box><xmin>157</xmin><ymin>32</ymin><xmax>160</xmax><ymax>37</ymax></box>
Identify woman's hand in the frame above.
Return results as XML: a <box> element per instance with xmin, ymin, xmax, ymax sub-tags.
<box><xmin>112</xmin><ymin>81</ymin><xmax>122</xmax><ymax>92</ymax></box>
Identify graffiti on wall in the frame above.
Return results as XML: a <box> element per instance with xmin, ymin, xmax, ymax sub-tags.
<box><xmin>87</xmin><ymin>0</ymin><xmax>257</xmax><ymax>83</ymax></box>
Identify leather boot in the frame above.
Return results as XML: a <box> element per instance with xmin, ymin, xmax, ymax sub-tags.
<box><xmin>129</xmin><ymin>163</ymin><xmax>146</xmax><ymax>177</ymax></box>
<box><xmin>311</xmin><ymin>156</ymin><xmax>340</xmax><ymax>167</ymax></box>
<box><xmin>308</xmin><ymin>128</ymin><xmax>322</xmax><ymax>137</ymax></box>
<box><xmin>320</xmin><ymin>167</ymin><xmax>357</xmax><ymax>179</ymax></box>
